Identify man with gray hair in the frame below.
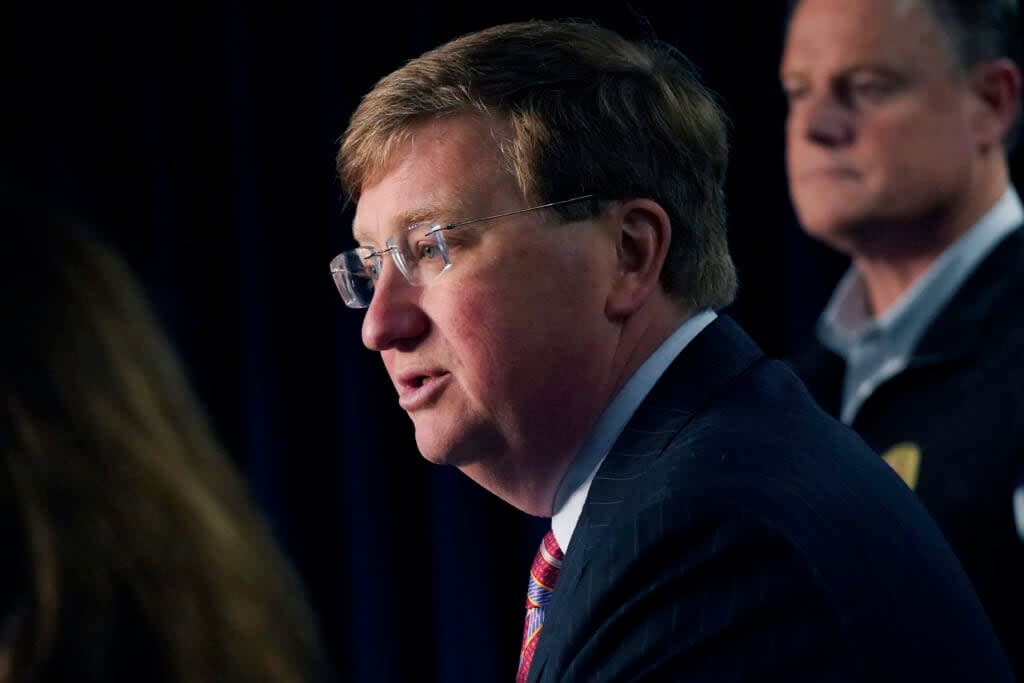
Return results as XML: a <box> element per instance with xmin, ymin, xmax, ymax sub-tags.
<box><xmin>332</xmin><ymin>19</ymin><xmax>1013</xmax><ymax>681</ymax></box>
<box><xmin>782</xmin><ymin>0</ymin><xmax>1023</xmax><ymax>675</ymax></box>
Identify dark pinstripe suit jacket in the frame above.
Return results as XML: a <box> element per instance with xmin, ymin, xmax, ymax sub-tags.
<box><xmin>528</xmin><ymin>316</ymin><xmax>1013</xmax><ymax>682</ymax></box>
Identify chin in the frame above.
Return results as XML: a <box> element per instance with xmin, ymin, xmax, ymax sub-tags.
<box><xmin>414</xmin><ymin>424</ymin><xmax>492</xmax><ymax>469</ymax></box>
<box><xmin>414</xmin><ymin>434</ymin><xmax>458</xmax><ymax>466</ymax></box>
<box><xmin>795</xmin><ymin>206</ymin><xmax>868</xmax><ymax>252</ymax></box>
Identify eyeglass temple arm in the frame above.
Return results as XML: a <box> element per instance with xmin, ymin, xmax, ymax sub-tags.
<box><xmin>433</xmin><ymin>194</ymin><xmax>597</xmax><ymax>234</ymax></box>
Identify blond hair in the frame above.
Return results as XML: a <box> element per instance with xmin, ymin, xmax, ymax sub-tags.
<box><xmin>338</xmin><ymin>20</ymin><xmax>737</xmax><ymax>310</ymax></box>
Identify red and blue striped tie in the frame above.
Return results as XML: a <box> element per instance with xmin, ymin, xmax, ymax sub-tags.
<box><xmin>517</xmin><ymin>530</ymin><xmax>564</xmax><ymax>683</ymax></box>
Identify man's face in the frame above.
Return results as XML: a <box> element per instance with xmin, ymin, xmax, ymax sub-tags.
<box><xmin>781</xmin><ymin>0</ymin><xmax>979</xmax><ymax>251</ymax></box>
<box><xmin>353</xmin><ymin>114</ymin><xmax>621</xmax><ymax>514</ymax></box>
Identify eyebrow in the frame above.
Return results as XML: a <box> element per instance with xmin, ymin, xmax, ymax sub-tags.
<box><xmin>845</xmin><ymin>64</ymin><xmax>908</xmax><ymax>78</ymax></box>
<box><xmin>779</xmin><ymin>61</ymin><xmax>911</xmax><ymax>85</ymax></box>
<box><xmin>352</xmin><ymin>199</ymin><xmax>470</xmax><ymax>244</ymax></box>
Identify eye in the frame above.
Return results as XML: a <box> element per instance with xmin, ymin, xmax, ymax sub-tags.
<box><xmin>780</xmin><ymin>75</ymin><xmax>810</xmax><ymax>103</ymax></box>
<box><xmin>417</xmin><ymin>240</ymin><xmax>440</xmax><ymax>260</ymax></box>
<box><xmin>782</xmin><ymin>83</ymin><xmax>809</xmax><ymax>102</ymax></box>
<box><xmin>356</xmin><ymin>249</ymin><xmax>381</xmax><ymax>279</ymax></box>
<box><xmin>852</xmin><ymin>80</ymin><xmax>888</xmax><ymax>98</ymax></box>
<box><xmin>843</xmin><ymin>72</ymin><xmax>900</xmax><ymax>106</ymax></box>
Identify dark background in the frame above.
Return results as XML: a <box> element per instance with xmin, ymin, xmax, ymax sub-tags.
<box><xmin>5</xmin><ymin>2</ymin><xmax>1023</xmax><ymax>681</ymax></box>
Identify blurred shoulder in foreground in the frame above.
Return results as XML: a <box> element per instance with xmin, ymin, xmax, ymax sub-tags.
<box><xmin>0</xmin><ymin>185</ymin><xmax>331</xmax><ymax>683</ymax></box>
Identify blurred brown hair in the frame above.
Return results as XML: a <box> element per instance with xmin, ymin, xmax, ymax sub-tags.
<box><xmin>338</xmin><ymin>19</ymin><xmax>737</xmax><ymax>311</ymax></box>
<box><xmin>0</xmin><ymin>186</ymin><xmax>328</xmax><ymax>683</ymax></box>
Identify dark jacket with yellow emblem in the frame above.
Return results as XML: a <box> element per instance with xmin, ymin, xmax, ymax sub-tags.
<box><xmin>791</xmin><ymin>226</ymin><xmax>1024</xmax><ymax>678</ymax></box>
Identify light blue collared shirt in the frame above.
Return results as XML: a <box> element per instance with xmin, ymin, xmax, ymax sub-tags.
<box><xmin>550</xmin><ymin>309</ymin><xmax>717</xmax><ymax>552</ymax></box>
<box><xmin>817</xmin><ymin>186</ymin><xmax>1024</xmax><ymax>543</ymax></box>
<box><xmin>818</xmin><ymin>186</ymin><xmax>1023</xmax><ymax>425</ymax></box>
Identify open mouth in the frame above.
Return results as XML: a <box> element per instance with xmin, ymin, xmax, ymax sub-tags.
<box><xmin>398</xmin><ymin>371</ymin><xmax>451</xmax><ymax>411</ymax></box>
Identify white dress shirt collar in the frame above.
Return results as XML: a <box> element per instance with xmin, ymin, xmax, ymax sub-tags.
<box><xmin>550</xmin><ymin>309</ymin><xmax>717</xmax><ymax>551</ymax></box>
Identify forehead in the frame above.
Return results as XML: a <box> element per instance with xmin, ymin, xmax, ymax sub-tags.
<box><xmin>781</xmin><ymin>0</ymin><xmax>954</xmax><ymax>73</ymax></box>
<box><xmin>352</xmin><ymin>114</ymin><xmax>514</xmax><ymax>243</ymax></box>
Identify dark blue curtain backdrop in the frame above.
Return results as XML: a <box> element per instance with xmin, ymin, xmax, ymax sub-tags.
<box><xmin>6</xmin><ymin>2</ymin><xmax>1023</xmax><ymax>681</ymax></box>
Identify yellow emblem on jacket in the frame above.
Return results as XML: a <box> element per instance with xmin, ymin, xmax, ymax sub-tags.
<box><xmin>882</xmin><ymin>442</ymin><xmax>922</xmax><ymax>490</ymax></box>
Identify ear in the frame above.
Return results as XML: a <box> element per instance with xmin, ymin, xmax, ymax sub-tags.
<box><xmin>605</xmin><ymin>199</ymin><xmax>672</xmax><ymax>319</ymax></box>
<box><xmin>968</xmin><ymin>58</ymin><xmax>1022</xmax><ymax>152</ymax></box>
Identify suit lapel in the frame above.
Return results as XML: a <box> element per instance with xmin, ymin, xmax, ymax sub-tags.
<box><xmin>528</xmin><ymin>315</ymin><xmax>764</xmax><ymax>681</ymax></box>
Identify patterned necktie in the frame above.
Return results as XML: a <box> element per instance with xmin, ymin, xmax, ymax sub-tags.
<box><xmin>517</xmin><ymin>530</ymin><xmax>564</xmax><ymax>683</ymax></box>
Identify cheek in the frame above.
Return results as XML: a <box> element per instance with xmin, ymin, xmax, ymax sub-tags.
<box><xmin>867</xmin><ymin>118</ymin><xmax>973</xmax><ymax>199</ymax></box>
<box><xmin>441</xmin><ymin>265</ymin><xmax>606</xmax><ymax>405</ymax></box>
<box><xmin>867</xmin><ymin>104</ymin><xmax>970</xmax><ymax>163</ymax></box>
<box><xmin>446</xmin><ymin>279</ymin><xmax>545</xmax><ymax>372</ymax></box>
<box><xmin>433</xmin><ymin>226</ymin><xmax>616</xmax><ymax>400</ymax></box>
<box><xmin>784</xmin><ymin>114</ymin><xmax>805</xmax><ymax>161</ymax></box>
<box><xmin>438</xmin><ymin>280</ymin><xmax>522</xmax><ymax>381</ymax></box>
<box><xmin>478</xmin><ymin>238</ymin><xmax>604</xmax><ymax>322</ymax></box>
<box><xmin>435</xmin><ymin>292</ymin><xmax>541</xmax><ymax>441</ymax></box>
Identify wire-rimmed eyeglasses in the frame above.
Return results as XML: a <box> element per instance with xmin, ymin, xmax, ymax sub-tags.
<box><xmin>330</xmin><ymin>194</ymin><xmax>597</xmax><ymax>308</ymax></box>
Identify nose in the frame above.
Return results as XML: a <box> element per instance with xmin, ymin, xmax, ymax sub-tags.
<box><xmin>361</xmin><ymin>257</ymin><xmax>429</xmax><ymax>351</ymax></box>
<box><xmin>793</xmin><ymin>91</ymin><xmax>855</xmax><ymax>148</ymax></box>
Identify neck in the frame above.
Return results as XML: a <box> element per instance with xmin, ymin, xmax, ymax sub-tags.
<box><xmin>606</xmin><ymin>298</ymin><xmax>691</xmax><ymax>401</ymax></box>
<box><xmin>853</xmin><ymin>254</ymin><xmax>942</xmax><ymax>317</ymax></box>
<box><xmin>473</xmin><ymin>297</ymin><xmax>690</xmax><ymax>518</ymax></box>
<box><xmin>851</xmin><ymin>159</ymin><xmax>1008</xmax><ymax>317</ymax></box>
